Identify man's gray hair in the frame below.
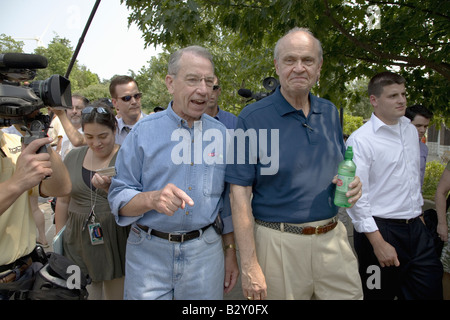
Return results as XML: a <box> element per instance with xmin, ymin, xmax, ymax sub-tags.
<box><xmin>168</xmin><ymin>45</ymin><xmax>215</xmax><ymax>75</ymax></box>
<box><xmin>274</xmin><ymin>27</ymin><xmax>323</xmax><ymax>62</ymax></box>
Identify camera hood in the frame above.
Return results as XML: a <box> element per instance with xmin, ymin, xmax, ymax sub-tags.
<box><xmin>0</xmin><ymin>75</ymin><xmax>72</xmax><ymax>118</ymax></box>
<box><xmin>30</xmin><ymin>75</ymin><xmax>72</xmax><ymax>108</ymax></box>
<box><xmin>263</xmin><ymin>77</ymin><xmax>279</xmax><ymax>91</ymax></box>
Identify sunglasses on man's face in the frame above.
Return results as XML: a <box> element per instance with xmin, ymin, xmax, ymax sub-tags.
<box><xmin>118</xmin><ymin>92</ymin><xmax>142</xmax><ymax>102</ymax></box>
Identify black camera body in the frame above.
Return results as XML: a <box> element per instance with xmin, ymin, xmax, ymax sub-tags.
<box><xmin>0</xmin><ymin>53</ymin><xmax>72</xmax><ymax>152</ymax></box>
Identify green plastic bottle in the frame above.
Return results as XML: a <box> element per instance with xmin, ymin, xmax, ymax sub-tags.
<box><xmin>334</xmin><ymin>146</ymin><xmax>357</xmax><ymax>207</ymax></box>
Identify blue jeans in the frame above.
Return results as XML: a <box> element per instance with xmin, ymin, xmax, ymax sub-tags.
<box><xmin>124</xmin><ymin>224</ymin><xmax>224</xmax><ymax>300</ymax></box>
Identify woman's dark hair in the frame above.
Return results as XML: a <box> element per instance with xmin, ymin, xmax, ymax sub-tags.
<box><xmin>81</xmin><ymin>100</ymin><xmax>117</xmax><ymax>133</ymax></box>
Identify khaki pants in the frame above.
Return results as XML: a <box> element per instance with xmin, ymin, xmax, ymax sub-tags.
<box><xmin>255</xmin><ymin>218</ymin><xmax>363</xmax><ymax>300</ymax></box>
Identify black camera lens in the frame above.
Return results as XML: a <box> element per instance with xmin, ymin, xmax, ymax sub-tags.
<box><xmin>30</xmin><ymin>75</ymin><xmax>72</xmax><ymax>107</ymax></box>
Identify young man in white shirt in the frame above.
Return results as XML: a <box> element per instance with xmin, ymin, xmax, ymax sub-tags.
<box><xmin>346</xmin><ymin>71</ymin><xmax>443</xmax><ymax>300</ymax></box>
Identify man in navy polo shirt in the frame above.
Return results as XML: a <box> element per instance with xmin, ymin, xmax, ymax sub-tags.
<box><xmin>225</xmin><ymin>27</ymin><xmax>363</xmax><ymax>300</ymax></box>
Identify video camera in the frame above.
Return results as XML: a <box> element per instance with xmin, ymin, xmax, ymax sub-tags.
<box><xmin>0</xmin><ymin>53</ymin><xmax>72</xmax><ymax>152</ymax></box>
<box><xmin>238</xmin><ymin>76</ymin><xmax>279</xmax><ymax>102</ymax></box>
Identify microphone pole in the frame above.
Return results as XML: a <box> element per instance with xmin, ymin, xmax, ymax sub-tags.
<box><xmin>65</xmin><ymin>0</ymin><xmax>101</xmax><ymax>78</ymax></box>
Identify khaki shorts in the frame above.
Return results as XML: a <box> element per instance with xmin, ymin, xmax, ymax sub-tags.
<box><xmin>255</xmin><ymin>217</ymin><xmax>363</xmax><ymax>300</ymax></box>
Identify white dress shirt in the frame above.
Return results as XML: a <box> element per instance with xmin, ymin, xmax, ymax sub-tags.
<box><xmin>346</xmin><ymin>113</ymin><xmax>423</xmax><ymax>233</ymax></box>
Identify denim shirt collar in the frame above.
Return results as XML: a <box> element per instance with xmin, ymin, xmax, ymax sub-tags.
<box><xmin>166</xmin><ymin>100</ymin><xmax>205</xmax><ymax>129</ymax></box>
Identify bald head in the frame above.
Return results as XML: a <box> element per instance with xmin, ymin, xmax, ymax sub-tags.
<box><xmin>274</xmin><ymin>27</ymin><xmax>323</xmax><ymax>63</ymax></box>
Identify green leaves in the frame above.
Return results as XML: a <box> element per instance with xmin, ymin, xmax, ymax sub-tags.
<box><xmin>32</xmin><ymin>35</ymin><xmax>99</xmax><ymax>94</ymax></box>
<box><xmin>0</xmin><ymin>34</ymin><xmax>24</xmax><ymax>53</ymax></box>
<box><xmin>123</xmin><ymin>0</ymin><xmax>449</xmax><ymax>118</ymax></box>
<box><xmin>423</xmin><ymin>161</ymin><xmax>446</xmax><ymax>200</ymax></box>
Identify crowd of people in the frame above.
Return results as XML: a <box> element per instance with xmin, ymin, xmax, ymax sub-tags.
<box><xmin>0</xmin><ymin>27</ymin><xmax>448</xmax><ymax>300</ymax></box>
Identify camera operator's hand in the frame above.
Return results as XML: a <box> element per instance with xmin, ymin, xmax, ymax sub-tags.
<box><xmin>0</xmin><ymin>137</ymin><xmax>53</xmax><ymax>216</ymax></box>
<box><xmin>16</xmin><ymin>137</ymin><xmax>54</xmax><ymax>189</ymax></box>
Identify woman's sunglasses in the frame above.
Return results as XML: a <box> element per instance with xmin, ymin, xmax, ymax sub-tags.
<box><xmin>82</xmin><ymin>106</ymin><xmax>110</xmax><ymax>115</ymax></box>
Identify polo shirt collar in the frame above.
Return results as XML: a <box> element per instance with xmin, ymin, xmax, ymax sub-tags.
<box><xmin>214</xmin><ymin>107</ymin><xmax>223</xmax><ymax>120</ymax></box>
<box><xmin>274</xmin><ymin>86</ymin><xmax>324</xmax><ymax>117</ymax></box>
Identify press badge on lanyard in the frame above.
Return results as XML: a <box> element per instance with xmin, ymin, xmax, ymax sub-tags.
<box><xmin>83</xmin><ymin>209</ymin><xmax>104</xmax><ymax>245</ymax></box>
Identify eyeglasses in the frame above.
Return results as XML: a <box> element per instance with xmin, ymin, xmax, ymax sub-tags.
<box><xmin>82</xmin><ymin>106</ymin><xmax>110</xmax><ymax>115</ymax></box>
<box><xmin>213</xmin><ymin>85</ymin><xmax>220</xmax><ymax>91</ymax></box>
<box><xmin>118</xmin><ymin>92</ymin><xmax>142</xmax><ymax>102</ymax></box>
<box><xmin>184</xmin><ymin>76</ymin><xmax>215</xmax><ymax>88</ymax></box>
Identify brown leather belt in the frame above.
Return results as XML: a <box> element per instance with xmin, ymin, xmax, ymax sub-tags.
<box><xmin>137</xmin><ymin>224</ymin><xmax>212</xmax><ymax>243</ymax></box>
<box><xmin>0</xmin><ymin>257</ymin><xmax>33</xmax><ymax>284</ymax></box>
<box><xmin>255</xmin><ymin>217</ymin><xmax>338</xmax><ymax>235</ymax></box>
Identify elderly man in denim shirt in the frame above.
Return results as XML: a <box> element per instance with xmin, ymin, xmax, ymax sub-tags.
<box><xmin>108</xmin><ymin>46</ymin><xmax>239</xmax><ymax>300</ymax></box>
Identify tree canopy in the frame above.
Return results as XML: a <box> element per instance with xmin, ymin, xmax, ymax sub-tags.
<box><xmin>32</xmin><ymin>36</ymin><xmax>100</xmax><ymax>94</ymax></box>
<box><xmin>123</xmin><ymin>0</ymin><xmax>449</xmax><ymax>118</ymax></box>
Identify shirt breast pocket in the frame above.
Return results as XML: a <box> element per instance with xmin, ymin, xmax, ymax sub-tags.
<box><xmin>203</xmin><ymin>164</ymin><xmax>225</xmax><ymax>197</ymax></box>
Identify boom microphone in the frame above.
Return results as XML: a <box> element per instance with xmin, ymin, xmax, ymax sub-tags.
<box><xmin>238</xmin><ymin>88</ymin><xmax>253</xmax><ymax>98</ymax></box>
<box><xmin>0</xmin><ymin>53</ymin><xmax>48</xmax><ymax>70</ymax></box>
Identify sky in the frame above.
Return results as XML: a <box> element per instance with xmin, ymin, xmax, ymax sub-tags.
<box><xmin>1</xmin><ymin>0</ymin><xmax>162</xmax><ymax>80</ymax></box>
